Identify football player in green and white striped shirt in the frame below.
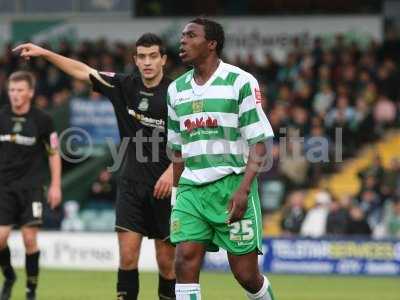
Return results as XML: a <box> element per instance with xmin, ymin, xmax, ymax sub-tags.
<box><xmin>167</xmin><ymin>18</ymin><xmax>276</xmax><ymax>300</ymax></box>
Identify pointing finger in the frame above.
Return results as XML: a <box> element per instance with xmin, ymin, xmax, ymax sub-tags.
<box><xmin>12</xmin><ymin>44</ymin><xmax>28</xmax><ymax>52</ymax></box>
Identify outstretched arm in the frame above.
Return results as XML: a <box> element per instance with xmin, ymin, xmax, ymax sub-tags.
<box><xmin>13</xmin><ymin>43</ymin><xmax>96</xmax><ymax>83</ymax></box>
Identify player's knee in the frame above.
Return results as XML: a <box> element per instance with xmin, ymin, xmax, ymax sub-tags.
<box><xmin>0</xmin><ymin>237</ymin><xmax>8</xmax><ymax>250</ymax></box>
<box><xmin>0</xmin><ymin>233</ymin><xmax>9</xmax><ymax>249</ymax></box>
<box><xmin>119</xmin><ymin>247</ymin><xmax>139</xmax><ymax>269</ymax></box>
<box><xmin>0</xmin><ymin>228</ymin><xmax>12</xmax><ymax>249</ymax></box>
<box><xmin>156</xmin><ymin>252</ymin><xmax>175</xmax><ymax>278</ymax></box>
<box><xmin>175</xmin><ymin>250</ymin><xmax>200</xmax><ymax>280</ymax></box>
<box><xmin>23</xmin><ymin>235</ymin><xmax>38</xmax><ymax>252</ymax></box>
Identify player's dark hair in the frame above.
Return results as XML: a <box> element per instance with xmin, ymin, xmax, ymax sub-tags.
<box><xmin>8</xmin><ymin>70</ymin><xmax>36</xmax><ymax>90</ymax></box>
<box><xmin>190</xmin><ymin>17</ymin><xmax>225</xmax><ymax>57</ymax></box>
<box><xmin>135</xmin><ymin>33</ymin><xmax>166</xmax><ymax>56</ymax></box>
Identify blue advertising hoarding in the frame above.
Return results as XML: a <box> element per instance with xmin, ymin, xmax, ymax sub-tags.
<box><xmin>70</xmin><ymin>98</ymin><xmax>119</xmax><ymax>145</ymax></box>
<box><xmin>203</xmin><ymin>238</ymin><xmax>400</xmax><ymax>276</ymax></box>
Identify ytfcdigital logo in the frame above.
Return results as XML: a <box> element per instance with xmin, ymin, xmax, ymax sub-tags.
<box><xmin>58</xmin><ymin>127</ymin><xmax>93</xmax><ymax>163</ymax></box>
<box><xmin>58</xmin><ymin>127</ymin><xmax>344</xmax><ymax>172</ymax></box>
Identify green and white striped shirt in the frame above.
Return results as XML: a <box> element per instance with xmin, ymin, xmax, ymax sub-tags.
<box><xmin>167</xmin><ymin>61</ymin><xmax>274</xmax><ymax>185</ymax></box>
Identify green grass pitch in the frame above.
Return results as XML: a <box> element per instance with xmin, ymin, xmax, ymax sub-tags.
<box><xmin>7</xmin><ymin>269</ymin><xmax>400</xmax><ymax>299</ymax></box>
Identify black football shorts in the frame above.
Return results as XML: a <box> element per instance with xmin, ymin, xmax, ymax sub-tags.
<box><xmin>115</xmin><ymin>179</ymin><xmax>172</xmax><ymax>240</ymax></box>
<box><xmin>0</xmin><ymin>186</ymin><xmax>45</xmax><ymax>227</ymax></box>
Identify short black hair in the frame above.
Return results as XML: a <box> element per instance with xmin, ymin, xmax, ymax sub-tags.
<box><xmin>190</xmin><ymin>17</ymin><xmax>225</xmax><ymax>57</ymax></box>
<box><xmin>9</xmin><ymin>70</ymin><xmax>36</xmax><ymax>90</ymax></box>
<box><xmin>135</xmin><ymin>33</ymin><xmax>166</xmax><ymax>56</ymax></box>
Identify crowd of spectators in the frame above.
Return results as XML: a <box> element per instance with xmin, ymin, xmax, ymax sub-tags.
<box><xmin>1</xmin><ymin>33</ymin><xmax>400</xmax><ymax>235</ymax></box>
<box><xmin>280</xmin><ymin>156</ymin><xmax>400</xmax><ymax>239</ymax></box>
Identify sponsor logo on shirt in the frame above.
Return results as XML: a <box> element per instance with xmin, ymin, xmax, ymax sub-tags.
<box><xmin>175</xmin><ymin>96</ymin><xmax>191</xmax><ymax>104</ymax></box>
<box><xmin>139</xmin><ymin>91</ymin><xmax>154</xmax><ymax>97</ymax></box>
<box><xmin>184</xmin><ymin>117</ymin><xmax>218</xmax><ymax>133</ymax></box>
<box><xmin>0</xmin><ymin>134</ymin><xmax>36</xmax><ymax>146</ymax></box>
<box><xmin>128</xmin><ymin>108</ymin><xmax>165</xmax><ymax>130</ymax></box>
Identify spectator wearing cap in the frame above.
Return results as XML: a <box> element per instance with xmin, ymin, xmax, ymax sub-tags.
<box><xmin>300</xmin><ymin>191</ymin><xmax>332</xmax><ymax>238</ymax></box>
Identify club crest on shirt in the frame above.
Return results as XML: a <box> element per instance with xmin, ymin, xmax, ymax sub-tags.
<box><xmin>192</xmin><ymin>100</ymin><xmax>203</xmax><ymax>113</ymax></box>
<box><xmin>138</xmin><ymin>98</ymin><xmax>149</xmax><ymax>111</ymax></box>
<box><xmin>171</xmin><ymin>219</ymin><xmax>181</xmax><ymax>233</ymax></box>
<box><xmin>12</xmin><ymin>122</ymin><xmax>22</xmax><ymax>133</ymax></box>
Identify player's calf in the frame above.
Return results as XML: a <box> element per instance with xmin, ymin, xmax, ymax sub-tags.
<box><xmin>233</xmin><ymin>269</ymin><xmax>275</xmax><ymax>300</ymax></box>
<box><xmin>117</xmin><ymin>269</ymin><xmax>139</xmax><ymax>300</ymax></box>
<box><xmin>155</xmin><ymin>242</ymin><xmax>175</xmax><ymax>279</ymax></box>
<box><xmin>0</xmin><ymin>246</ymin><xmax>16</xmax><ymax>282</ymax></box>
<box><xmin>25</xmin><ymin>251</ymin><xmax>40</xmax><ymax>300</ymax></box>
<box><xmin>158</xmin><ymin>274</ymin><xmax>176</xmax><ymax>300</ymax></box>
<box><xmin>0</xmin><ymin>246</ymin><xmax>16</xmax><ymax>300</ymax></box>
<box><xmin>117</xmin><ymin>232</ymin><xmax>142</xmax><ymax>300</ymax></box>
<box><xmin>228</xmin><ymin>251</ymin><xmax>276</xmax><ymax>300</ymax></box>
<box><xmin>118</xmin><ymin>250</ymin><xmax>140</xmax><ymax>300</ymax></box>
<box><xmin>22</xmin><ymin>227</ymin><xmax>40</xmax><ymax>299</ymax></box>
<box><xmin>156</xmin><ymin>257</ymin><xmax>176</xmax><ymax>300</ymax></box>
<box><xmin>245</xmin><ymin>276</ymin><xmax>275</xmax><ymax>300</ymax></box>
<box><xmin>0</xmin><ymin>277</ymin><xmax>16</xmax><ymax>300</ymax></box>
<box><xmin>155</xmin><ymin>240</ymin><xmax>176</xmax><ymax>299</ymax></box>
<box><xmin>174</xmin><ymin>243</ymin><xmax>205</xmax><ymax>300</ymax></box>
<box><xmin>233</xmin><ymin>270</ymin><xmax>264</xmax><ymax>293</ymax></box>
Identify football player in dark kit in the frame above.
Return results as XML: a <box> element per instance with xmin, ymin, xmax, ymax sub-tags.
<box><xmin>14</xmin><ymin>34</ymin><xmax>176</xmax><ymax>300</ymax></box>
<box><xmin>0</xmin><ymin>71</ymin><xmax>62</xmax><ymax>300</ymax></box>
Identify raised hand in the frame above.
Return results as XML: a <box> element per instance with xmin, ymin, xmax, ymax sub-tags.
<box><xmin>13</xmin><ymin>43</ymin><xmax>48</xmax><ymax>60</ymax></box>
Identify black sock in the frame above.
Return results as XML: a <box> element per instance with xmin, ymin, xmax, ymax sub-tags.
<box><xmin>0</xmin><ymin>246</ymin><xmax>16</xmax><ymax>281</ymax></box>
<box><xmin>25</xmin><ymin>251</ymin><xmax>40</xmax><ymax>295</ymax></box>
<box><xmin>117</xmin><ymin>269</ymin><xmax>139</xmax><ymax>300</ymax></box>
<box><xmin>158</xmin><ymin>274</ymin><xmax>176</xmax><ymax>300</ymax></box>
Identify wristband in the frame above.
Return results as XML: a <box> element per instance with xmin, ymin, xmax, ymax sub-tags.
<box><xmin>171</xmin><ymin>187</ymin><xmax>178</xmax><ymax>206</ymax></box>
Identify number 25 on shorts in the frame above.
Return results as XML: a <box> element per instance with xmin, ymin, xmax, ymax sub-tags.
<box><xmin>229</xmin><ymin>220</ymin><xmax>254</xmax><ymax>242</ymax></box>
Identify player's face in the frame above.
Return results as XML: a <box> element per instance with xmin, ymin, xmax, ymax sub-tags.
<box><xmin>8</xmin><ymin>80</ymin><xmax>34</xmax><ymax>109</ymax></box>
<box><xmin>180</xmin><ymin>23</ymin><xmax>211</xmax><ymax>65</ymax></box>
<box><xmin>134</xmin><ymin>45</ymin><xmax>166</xmax><ymax>80</ymax></box>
